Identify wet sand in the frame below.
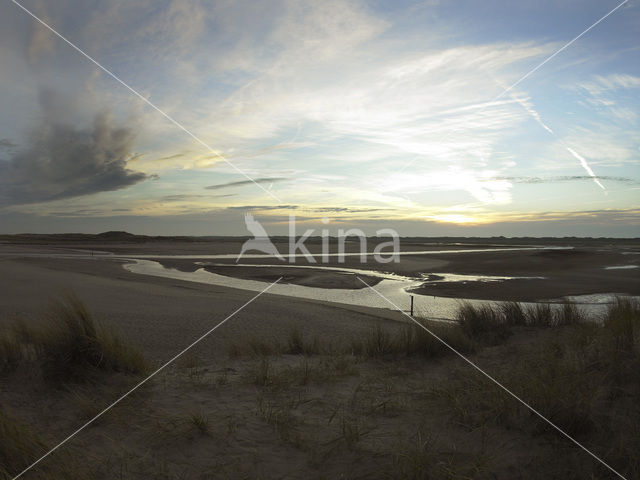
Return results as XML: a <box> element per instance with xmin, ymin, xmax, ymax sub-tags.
<box><xmin>135</xmin><ymin>242</ymin><xmax>640</xmax><ymax>301</ymax></box>
<box><xmin>202</xmin><ymin>265</ymin><xmax>383</xmax><ymax>289</ymax></box>
<box><xmin>409</xmin><ymin>248</ymin><xmax>640</xmax><ymax>301</ymax></box>
<box><xmin>2</xmin><ymin>240</ymin><xmax>638</xmax><ymax>305</ymax></box>
<box><xmin>151</xmin><ymin>259</ymin><xmax>383</xmax><ymax>289</ymax></box>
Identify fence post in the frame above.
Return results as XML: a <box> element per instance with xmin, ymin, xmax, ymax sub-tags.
<box><xmin>410</xmin><ymin>295</ymin><xmax>414</xmax><ymax>316</ymax></box>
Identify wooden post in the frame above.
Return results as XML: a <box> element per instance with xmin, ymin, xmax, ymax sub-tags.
<box><xmin>410</xmin><ymin>295</ymin><xmax>414</xmax><ymax>316</ymax></box>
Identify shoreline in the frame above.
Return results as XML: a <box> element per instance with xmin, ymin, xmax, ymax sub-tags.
<box><xmin>2</xmin><ymin>241</ymin><xmax>639</xmax><ymax>303</ymax></box>
<box><xmin>142</xmin><ymin>245</ymin><xmax>640</xmax><ymax>302</ymax></box>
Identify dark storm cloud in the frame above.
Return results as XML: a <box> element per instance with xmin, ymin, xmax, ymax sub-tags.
<box><xmin>0</xmin><ymin>92</ymin><xmax>149</xmax><ymax>205</ymax></box>
<box><xmin>205</xmin><ymin>177</ymin><xmax>288</xmax><ymax>190</ymax></box>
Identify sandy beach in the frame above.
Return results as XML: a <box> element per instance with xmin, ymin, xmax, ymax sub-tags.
<box><xmin>1</xmin><ymin>239</ymin><xmax>638</xmax><ymax>358</ymax></box>
<box><xmin>1</xmin><ymin>239</ymin><xmax>639</xmax><ymax>479</ymax></box>
<box><xmin>0</xmin><ymin>251</ymin><xmax>407</xmax><ymax>363</ymax></box>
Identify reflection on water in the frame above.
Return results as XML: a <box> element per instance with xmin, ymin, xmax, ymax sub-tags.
<box><xmin>123</xmin><ymin>259</ymin><xmax>614</xmax><ymax>321</ymax></box>
<box><xmin>125</xmin><ymin>259</ymin><xmax>460</xmax><ymax>319</ymax></box>
<box><xmin>604</xmin><ymin>265</ymin><xmax>638</xmax><ymax>270</ymax></box>
<box><xmin>419</xmin><ymin>272</ymin><xmax>546</xmax><ymax>283</ymax></box>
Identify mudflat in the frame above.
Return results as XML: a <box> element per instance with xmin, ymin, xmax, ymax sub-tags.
<box><xmin>2</xmin><ymin>239</ymin><xmax>639</xmax><ymax>303</ymax></box>
<box><xmin>98</xmin><ymin>239</ymin><xmax>640</xmax><ymax>301</ymax></box>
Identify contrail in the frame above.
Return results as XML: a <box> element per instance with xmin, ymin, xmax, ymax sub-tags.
<box><xmin>510</xmin><ymin>94</ymin><xmax>554</xmax><ymax>135</ymax></box>
<box><xmin>509</xmin><ymin>91</ymin><xmax>606</xmax><ymax>191</ymax></box>
<box><xmin>566</xmin><ymin>147</ymin><xmax>606</xmax><ymax>190</ymax></box>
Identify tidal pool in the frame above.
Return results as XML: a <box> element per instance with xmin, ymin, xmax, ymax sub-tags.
<box><xmin>123</xmin><ymin>259</ymin><xmax>615</xmax><ymax>321</ymax></box>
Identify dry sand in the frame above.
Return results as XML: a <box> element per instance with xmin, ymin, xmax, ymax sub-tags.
<box><xmin>0</xmin><ymin>254</ymin><xmax>406</xmax><ymax>363</ymax></box>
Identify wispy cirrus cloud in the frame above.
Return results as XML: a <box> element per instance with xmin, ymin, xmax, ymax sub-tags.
<box><xmin>1</xmin><ymin>0</ymin><xmax>638</xmax><ymax>235</ymax></box>
<box><xmin>573</xmin><ymin>73</ymin><xmax>640</xmax><ymax>122</ymax></box>
<box><xmin>578</xmin><ymin>73</ymin><xmax>640</xmax><ymax>97</ymax></box>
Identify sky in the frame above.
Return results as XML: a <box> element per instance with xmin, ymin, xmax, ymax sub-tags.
<box><xmin>0</xmin><ymin>0</ymin><xmax>639</xmax><ymax>237</ymax></box>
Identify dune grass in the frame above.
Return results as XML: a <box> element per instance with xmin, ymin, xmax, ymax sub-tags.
<box><xmin>233</xmin><ymin>298</ymin><xmax>634</xmax><ymax>477</ymax></box>
<box><xmin>0</xmin><ymin>294</ymin><xmax>148</xmax><ymax>478</ymax></box>
<box><xmin>429</xmin><ymin>296</ymin><xmax>640</xmax><ymax>478</ymax></box>
<box><xmin>499</xmin><ymin>301</ymin><xmax>527</xmax><ymax>326</ymax></box>
<box><xmin>285</xmin><ymin>326</ymin><xmax>321</xmax><ymax>355</ymax></box>
<box><xmin>553</xmin><ymin>301</ymin><xmax>586</xmax><ymax>326</ymax></box>
<box><xmin>230</xmin><ymin>300</ymin><xmax>591</xmax><ymax>363</ymax></box>
<box><xmin>456</xmin><ymin>302</ymin><xmax>510</xmax><ymax>344</ymax></box>
<box><xmin>188</xmin><ymin>412</ymin><xmax>210</xmax><ymax>436</ymax></box>
<box><xmin>604</xmin><ymin>297</ymin><xmax>639</xmax><ymax>352</ymax></box>
<box><xmin>457</xmin><ymin>300</ymin><xmax>586</xmax><ymax>341</ymax></box>
<box><xmin>229</xmin><ymin>325</ymin><xmax>323</xmax><ymax>358</ymax></box>
<box><xmin>348</xmin><ymin>321</ymin><xmax>476</xmax><ymax>358</ymax></box>
<box><xmin>0</xmin><ymin>410</ymin><xmax>84</xmax><ymax>480</ymax></box>
<box><xmin>0</xmin><ymin>410</ymin><xmax>47</xmax><ymax>480</ymax></box>
<box><xmin>0</xmin><ymin>293</ymin><xmax>146</xmax><ymax>383</ymax></box>
<box><xmin>431</xmin><ymin>341</ymin><xmax>596</xmax><ymax>435</ymax></box>
<box><xmin>0</xmin><ymin>331</ymin><xmax>22</xmax><ymax>374</ymax></box>
<box><xmin>230</xmin><ymin>318</ymin><xmax>478</xmax><ymax>361</ymax></box>
<box><xmin>391</xmin><ymin>431</ymin><xmax>492</xmax><ymax>480</ymax></box>
<box><xmin>3</xmin><ymin>295</ymin><xmax>637</xmax><ymax>478</ymax></box>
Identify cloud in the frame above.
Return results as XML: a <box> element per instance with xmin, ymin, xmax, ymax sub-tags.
<box><xmin>26</xmin><ymin>0</ymin><xmax>55</xmax><ymax>63</ymax></box>
<box><xmin>565</xmin><ymin>147</ymin><xmax>605</xmax><ymax>190</ymax></box>
<box><xmin>508</xmin><ymin>92</ymin><xmax>554</xmax><ymax>134</ymax></box>
<box><xmin>579</xmin><ymin>74</ymin><xmax>640</xmax><ymax>97</ymax></box>
<box><xmin>205</xmin><ymin>177</ymin><xmax>289</xmax><ymax>190</ymax></box>
<box><xmin>0</xmin><ymin>90</ymin><xmax>149</xmax><ymax>205</ymax></box>
<box><xmin>155</xmin><ymin>153</ymin><xmax>185</xmax><ymax>162</ymax></box>
<box><xmin>573</xmin><ymin>74</ymin><xmax>640</xmax><ymax>123</ymax></box>
<box><xmin>309</xmin><ymin>206</ymin><xmax>392</xmax><ymax>213</ymax></box>
<box><xmin>160</xmin><ymin>193</ymin><xmax>236</xmax><ymax>201</ymax></box>
<box><xmin>0</xmin><ymin>139</ymin><xmax>17</xmax><ymax>149</ymax></box>
<box><xmin>226</xmin><ymin>205</ymin><xmax>298</xmax><ymax>211</ymax></box>
<box><xmin>493</xmin><ymin>208</ymin><xmax>640</xmax><ymax>225</ymax></box>
<box><xmin>7</xmin><ymin>1</ymin><xmax>554</xmax><ymax>212</ymax></box>
<box><xmin>3</xmin><ymin>0</ymin><xmax>636</xmax><ymax>230</ymax></box>
<box><xmin>487</xmin><ymin>175</ymin><xmax>635</xmax><ymax>184</ymax></box>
